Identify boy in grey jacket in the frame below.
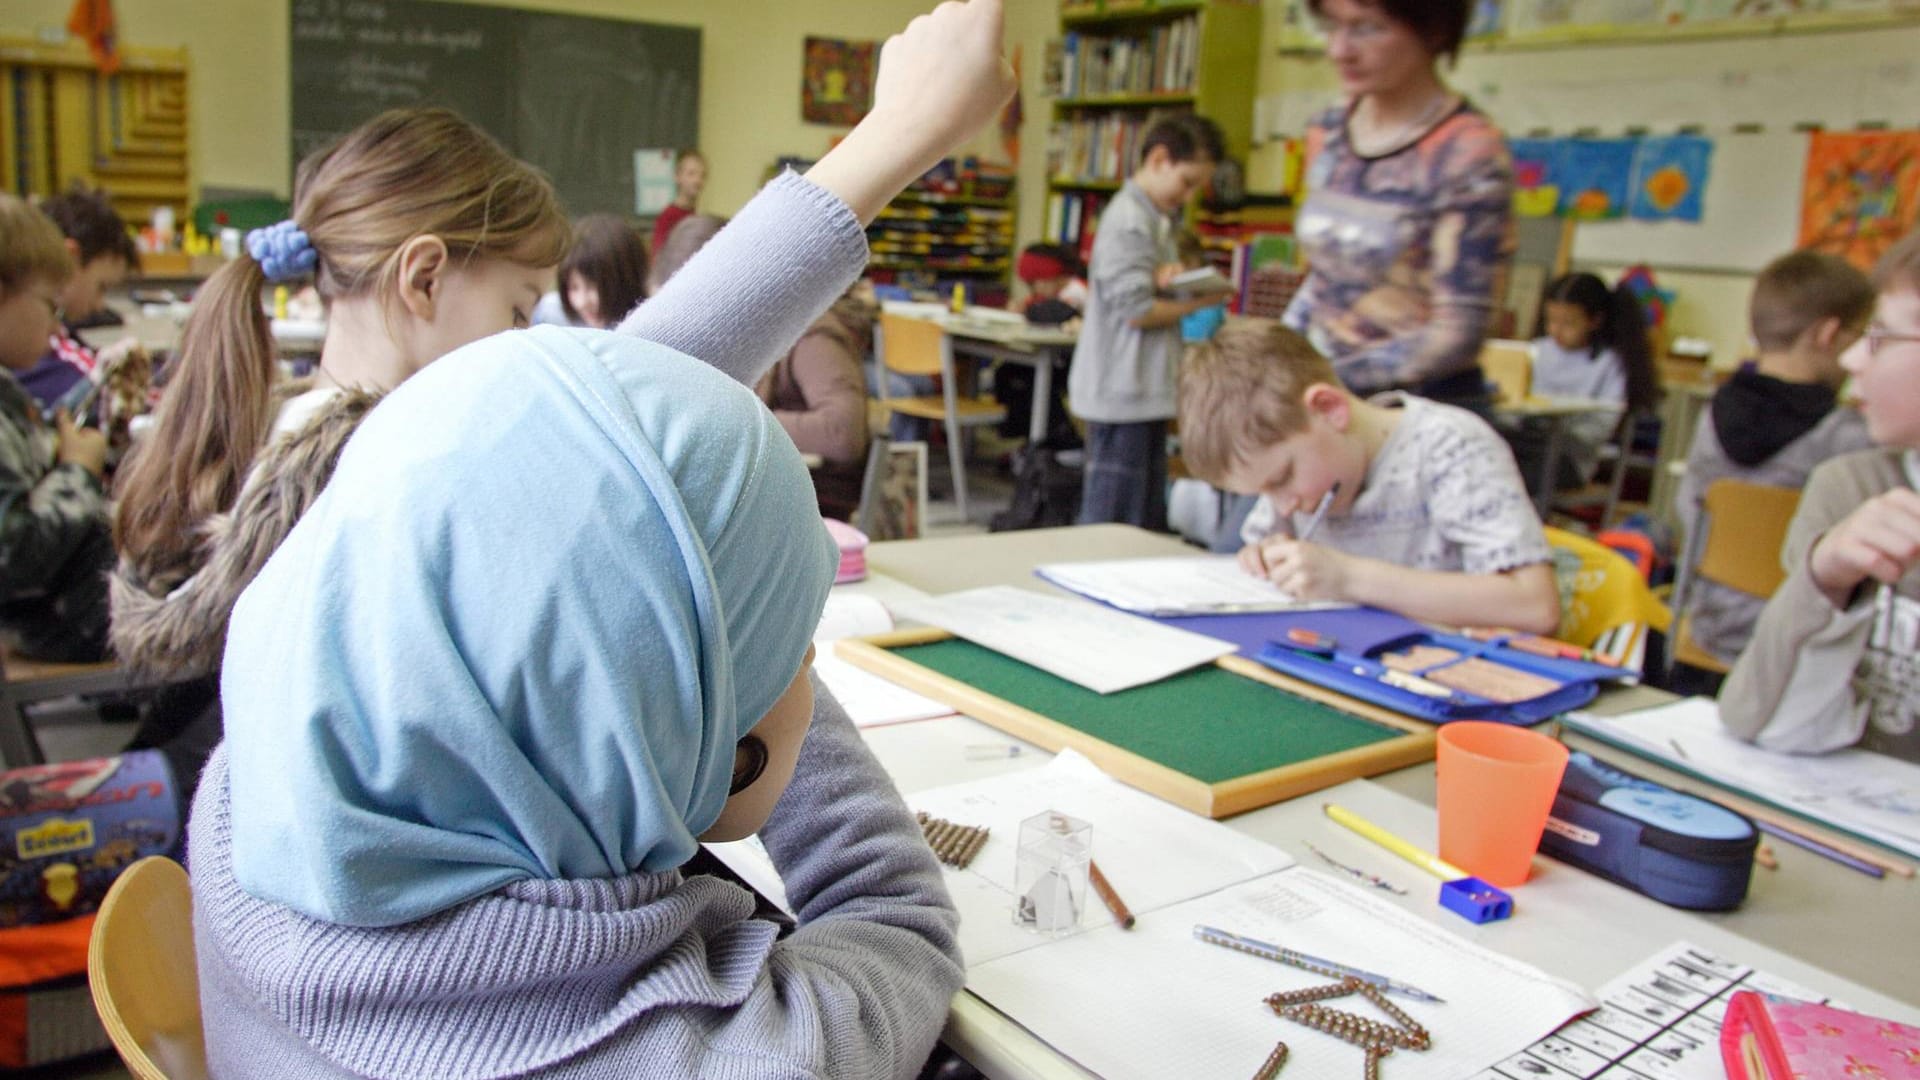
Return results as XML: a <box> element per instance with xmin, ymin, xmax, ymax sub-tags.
<box><xmin>1672</xmin><ymin>251</ymin><xmax>1875</xmax><ymax>694</ymax></box>
<box><xmin>1720</xmin><ymin>234</ymin><xmax>1920</xmax><ymax>762</ymax></box>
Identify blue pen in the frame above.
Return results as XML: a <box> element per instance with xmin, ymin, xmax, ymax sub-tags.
<box><xmin>1193</xmin><ymin>925</ymin><xmax>1446</xmax><ymax>1004</ymax></box>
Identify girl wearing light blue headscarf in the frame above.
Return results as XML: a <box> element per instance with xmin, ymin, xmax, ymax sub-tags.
<box><xmin>186</xmin><ymin>5</ymin><xmax>1021</xmax><ymax>1076</ymax></box>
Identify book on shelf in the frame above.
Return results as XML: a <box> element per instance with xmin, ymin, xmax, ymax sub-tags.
<box><xmin>1058</xmin><ymin>16</ymin><xmax>1200</xmax><ymax>100</ymax></box>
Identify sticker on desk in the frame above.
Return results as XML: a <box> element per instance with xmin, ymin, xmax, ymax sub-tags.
<box><xmin>1467</xmin><ymin>941</ymin><xmax>1843</xmax><ymax>1080</ymax></box>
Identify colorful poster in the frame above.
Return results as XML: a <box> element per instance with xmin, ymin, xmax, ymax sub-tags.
<box><xmin>1628</xmin><ymin>134</ymin><xmax>1713</xmax><ymax>222</ymax></box>
<box><xmin>801</xmin><ymin>36</ymin><xmax>877</xmax><ymax>126</ymax></box>
<box><xmin>1799</xmin><ymin>130</ymin><xmax>1920</xmax><ymax>270</ymax></box>
<box><xmin>1558</xmin><ymin>138</ymin><xmax>1637</xmax><ymax>220</ymax></box>
<box><xmin>1508</xmin><ymin>137</ymin><xmax>1567</xmax><ymax>217</ymax></box>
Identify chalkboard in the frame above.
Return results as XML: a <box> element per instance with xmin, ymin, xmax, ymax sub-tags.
<box><xmin>290</xmin><ymin>0</ymin><xmax>699</xmax><ymax>215</ymax></box>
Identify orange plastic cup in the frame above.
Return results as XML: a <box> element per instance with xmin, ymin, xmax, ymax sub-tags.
<box><xmin>1435</xmin><ymin>721</ymin><xmax>1570</xmax><ymax>887</ymax></box>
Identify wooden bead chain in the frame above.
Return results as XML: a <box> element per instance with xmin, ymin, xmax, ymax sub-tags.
<box><xmin>1364</xmin><ymin>1047</ymin><xmax>1387</xmax><ymax>1080</ymax></box>
<box><xmin>1258</xmin><ymin>971</ymin><xmax>1432</xmax><ymax>1077</ymax></box>
<box><xmin>1250</xmin><ymin>1040</ymin><xmax>1289</xmax><ymax>1080</ymax></box>
<box><xmin>1265</xmin><ymin>978</ymin><xmax>1364</xmax><ymax>1009</ymax></box>
<box><xmin>915</xmin><ymin>811</ymin><xmax>989</xmax><ymax>869</ymax></box>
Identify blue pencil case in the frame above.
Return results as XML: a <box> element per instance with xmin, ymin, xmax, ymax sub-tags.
<box><xmin>1250</xmin><ymin>610</ymin><xmax>1624</xmax><ymax>726</ymax></box>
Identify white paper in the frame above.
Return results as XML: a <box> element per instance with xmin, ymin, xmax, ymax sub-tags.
<box><xmin>811</xmin><ymin>593</ymin><xmax>956</xmax><ymax>728</ymax></box>
<box><xmin>1486</xmin><ymin>941</ymin><xmax>1843</xmax><ymax>1080</ymax></box>
<box><xmin>909</xmin><ymin>750</ymin><xmax>1295</xmax><ymax>965</ymax></box>
<box><xmin>896</xmin><ymin>585</ymin><xmax>1235</xmax><ymax>693</ymax></box>
<box><xmin>633</xmin><ymin>148</ymin><xmax>677</xmax><ymax>216</ymax></box>
<box><xmin>1563</xmin><ymin>698</ymin><xmax>1920</xmax><ymax>858</ymax></box>
<box><xmin>968</xmin><ymin>869</ymin><xmax>1596</xmax><ymax>1080</ymax></box>
<box><xmin>1036</xmin><ymin>554</ymin><xmax>1354</xmax><ymax>616</ymax></box>
<box><xmin>1163</xmin><ymin>266</ymin><xmax>1235</xmax><ymax>296</ymax></box>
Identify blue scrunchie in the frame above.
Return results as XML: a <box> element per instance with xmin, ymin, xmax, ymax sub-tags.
<box><xmin>246</xmin><ymin>220</ymin><xmax>318</xmax><ymax>282</ymax></box>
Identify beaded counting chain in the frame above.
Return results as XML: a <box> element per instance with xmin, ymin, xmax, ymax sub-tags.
<box><xmin>1253</xmin><ymin>976</ymin><xmax>1432</xmax><ymax>1077</ymax></box>
<box><xmin>915</xmin><ymin>812</ymin><xmax>990</xmax><ymax>869</ymax></box>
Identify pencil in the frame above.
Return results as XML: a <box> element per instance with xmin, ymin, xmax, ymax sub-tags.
<box><xmin>1296</xmin><ymin>481</ymin><xmax>1341</xmax><ymax>543</ymax></box>
<box><xmin>1754</xmin><ymin>820</ymin><xmax>1884</xmax><ymax>879</ymax></box>
<box><xmin>1088</xmin><ymin>860</ymin><xmax>1135</xmax><ymax>929</ymax></box>
<box><xmin>1754</xmin><ymin>843</ymin><xmax>1778</xmax><ymax>871</ymax></box>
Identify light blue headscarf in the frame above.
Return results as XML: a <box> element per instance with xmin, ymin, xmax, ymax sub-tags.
<box><xmin>220</xmin><ymin>327</ymin><xmax>837</xmax><ymax>927</ymax></box>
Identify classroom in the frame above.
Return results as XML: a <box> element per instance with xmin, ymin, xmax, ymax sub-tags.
<box><xmin>1</xmin><ymin>0</ymin><xmax>1917</xmax><ymax>1077</ymax></box>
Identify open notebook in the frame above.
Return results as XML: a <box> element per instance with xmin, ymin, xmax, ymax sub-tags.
<box><xmin>1036</xmin><ymin>554</ymin><xmax>1352</xmax><ymax>617</ymax></box>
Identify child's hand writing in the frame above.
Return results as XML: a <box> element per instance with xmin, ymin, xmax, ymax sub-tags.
<box><xmin>1807</xmin><ymin>489</ymin><xmax>1920</xmax><ymax>608</ymax></box>
<box><xmin>55</xmin><ymin>410</ymin><xmax>108</xmax><ymax>479</ymax></box>
<box><xmin>1246</xmin><ymin>537</ymin><xmax>1356</xmax><ymax>602</ymax></box>
<box><xmin>805</xmin><ymin>0</ymin><xmax>1016</xmax><ymax>223</ymax></box>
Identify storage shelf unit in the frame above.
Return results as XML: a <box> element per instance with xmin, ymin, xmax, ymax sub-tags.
<box><xmin>868</xmin><ymin>161</ymin><xmax>1016</xmax><ymax>305</ymax></box>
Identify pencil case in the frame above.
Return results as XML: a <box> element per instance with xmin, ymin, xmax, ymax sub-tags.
<box><xmin>1721</xmin><ymin>989</ymin><xmax>1920</xmax><ymax>1079</ymax></box>
<box><xmin>1249</xmin><ymin>611</ymin><xmax>1622</xmax><ymax>726</ymax></box>
<box><xmin>1539</xmin><ymin>751</ymin><xmax>1756</xmax><ymax>911</ymax></box>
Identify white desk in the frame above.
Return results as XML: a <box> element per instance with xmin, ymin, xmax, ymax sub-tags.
<box><xmin>841</xmin><ymin>525</ymin><xmax>1918</xmax><ymax>1078</ymax></box>
<box><xmin>884</xmin><ymin>304</ymin><xmax>1078</xmax><ymax>446</ymax></box>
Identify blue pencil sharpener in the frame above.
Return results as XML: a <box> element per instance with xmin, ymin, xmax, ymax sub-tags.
<box><xmin>1440</xmin><ymin>877</ymin><xmax>1513</xmax><ymax>923</ymax></box>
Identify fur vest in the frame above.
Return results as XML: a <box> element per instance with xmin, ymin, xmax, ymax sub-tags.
<box><xmin>109</xmin><ymin>389</ymin><xmax>380</xmax><ymax>679</ymax></box>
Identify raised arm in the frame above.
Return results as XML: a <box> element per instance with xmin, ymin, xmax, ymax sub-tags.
<box><xmin>620</xmin><ymin>0</ymin><xmax>1016</xmax><ymax>389</ymax></box>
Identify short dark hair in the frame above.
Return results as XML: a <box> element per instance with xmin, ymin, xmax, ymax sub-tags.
<box><xmin>1139</xmin><ymin>113</ymin><xmax>1225</xmax><ymax>168</ymax></box>
<box><xmin>559</xmin><ymin>214</ymin><xmax>649</xmax><ymax>325</ymax></box>
<box><xmin>1872</xmin><ymin>230</ymin><xmax>1920</xmax><ymax>296</ymax></box>
<box><xmin>1752</xmin><ymin>250</ymin><xmax>1876</xmax><ymax>350</ymax></box>
<box><xmin>1306</xmin><ymin>0</ymin><xmax>1472</xmax><ymax>63</ymax></box>
<box><xmin>37</xmin><ymin>185</ymin><xmax>138</xmax><ymax>267</ymax></box>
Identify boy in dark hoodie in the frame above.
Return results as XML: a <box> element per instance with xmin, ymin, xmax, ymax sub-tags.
<box><xmin>1672</xmin><ymin>250</ymin><xmax>1876</xmax><ymax>693</ymax></box>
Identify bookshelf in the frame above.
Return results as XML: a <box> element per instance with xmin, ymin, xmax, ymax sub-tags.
<box><xmin>0</xmin><ymin>38</ymin><xmax>192</xmax><ymax>226</ymax></box>
<box><xmin>1043</xmin><ymin>0</ymin><xmax>1262</xmax><ymax>256</ymax></box>
<box><xmin>867</xmin><ymin>160</ymin><xmax>1016</xmax><ymax>306</ymax></box>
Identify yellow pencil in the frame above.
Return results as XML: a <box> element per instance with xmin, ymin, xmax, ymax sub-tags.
<box><xmin>1323</xmin><ymin>803</ymin><xmax>1468</xmax><ymax>882</ymax></box>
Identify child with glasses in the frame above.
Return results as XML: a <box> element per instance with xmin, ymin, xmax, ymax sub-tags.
<box><xmin>1720</xmin><ymin>232</ymin><xmax>1920</xmax><ymax>762</ymax></box>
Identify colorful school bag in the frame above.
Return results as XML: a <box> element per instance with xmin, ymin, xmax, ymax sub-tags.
<box><xmin>0</xmin><ymin>752</ymin><xmax>179</xmax><ymax>1067</ymax></box>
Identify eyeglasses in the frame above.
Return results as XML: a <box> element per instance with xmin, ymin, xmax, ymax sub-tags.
<box><xmin>1312</xmin><ymin>17</ymin><xmax>1393</xmax><ymax>45</ymax></box>
<box><xmin>1865</xmin><ymin>327</ymin><xmax>1920</xmax><ymax>357</ymax></box>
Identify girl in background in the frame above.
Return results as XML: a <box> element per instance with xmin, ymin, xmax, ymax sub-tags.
<box><xmin>559</xmin><ymin>214</ymin><xmax>650</xmax><ymax>329</ymax></box>
<box><xmin>759</xmin><ymin>282</ymin><xmax>875</xmax><ymax>519</ymax></box>
<box><xmin>1526</xmin><ymin>271</ymin><xmax>1655</xmax><ymax>488</ymax></box>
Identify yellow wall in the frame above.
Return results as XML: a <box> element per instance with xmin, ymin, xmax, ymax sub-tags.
<box><xmin>1</xmin><ymin>0</ymin><xmax>1032</xmax><ymax>217</ymax></box>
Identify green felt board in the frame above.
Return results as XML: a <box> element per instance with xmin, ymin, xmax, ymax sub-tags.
<box><xmin>894</xmin><ymin>639</ymin><xmax>1406</xmax><ymax>784</ymax></box>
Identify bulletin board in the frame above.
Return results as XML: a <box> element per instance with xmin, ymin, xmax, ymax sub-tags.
<box><xmin>836</xmin><ymin>628</ymin><xmax>1436</xmax><ymax>819</ymax></box>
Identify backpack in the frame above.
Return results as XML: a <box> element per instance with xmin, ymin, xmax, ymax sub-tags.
<box><xmin>990</xmin><ymin>447</ymin><xmax>1084</xmax><ymax>532</ymax></box>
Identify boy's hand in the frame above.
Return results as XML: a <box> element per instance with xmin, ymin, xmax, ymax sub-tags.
<box><xmin>805</xmin><ymin>0</ymin><xmax>1016</xmax><ymax>223</ymax></box>
<box><xmin>1247</xmin><ymin>537</ymin><xmax>1356</xmax><ymax>602</ymax></box>
<box><xmin>55</xmin><ymin>410</ymin><xmax>108</xmax><ymax>479</ymax></box>
<box><xmin>1155</xmin><ymin>263</ymin><xmax>1183</xmax><ymax>289</ymax></box>
<box><xmin>1807</xmin><ymin>489</ymin><xmax>1920</xmax><ymax>608</ymax></box>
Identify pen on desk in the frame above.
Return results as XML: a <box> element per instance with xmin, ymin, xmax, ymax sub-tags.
<box><xmin>964</xmin><ymin>744</ymin><xmax>1024</xmax><ymax>761</ymax></box>
<box><xmin>1088</xmin><ymin>860</ymin><xmax>1136</xmax><ymax>929</ymax></box>
<box><xmin>1753</xmin><ymin>820</ymin><xmax>1884</xmax><ymax>879</ymax></box>
<box><xmin>1192</xmin><ymin>925</ymin><xmax>1445</xmax><ymax>1003</ymax></box>
<box><xmin>1296</xmin><ymin>482</ymin><xmax>1341</xmax><ymax>544</ymax></box>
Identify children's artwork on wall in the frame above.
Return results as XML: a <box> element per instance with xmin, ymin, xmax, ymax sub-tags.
<box><xmin>1507</xmin><ymin>138</ymin><xmax>1567</xmax><ymax>218</ymax></box>
<box><xmin>802</xmin><ymin>36</ymin><xmax>877</xmax><ymax>126</ymax></box>
<box><xmin>1557</xmin><ymin>138</ymin><xmax>1637</xmax><ymax>220</ymax></box>
<box><xmin>1798</xmin><ymin>130</ymin><xmax>1920</xmax><ymax>271</ymax></box>
<box><xmin>1627</xmin><ymin>134</ymin><xmax>1712</xmax><ymax>222</ymax></box>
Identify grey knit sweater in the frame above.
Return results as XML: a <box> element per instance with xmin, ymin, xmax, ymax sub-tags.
<box><xmin>191</xmin><ymin>173</ymin><xmax>966</xmax><ymax>1077</ymax></box>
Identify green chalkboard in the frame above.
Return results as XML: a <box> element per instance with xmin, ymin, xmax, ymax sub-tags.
<box><xmin>896</xmin><ymin>639</ymin><xmax>1406</xmax><ymax>784</ymax></box>
<box><xmin>290</xmin><ymin>0</ymin><xmax>699</xmax><ymax>215</ymax></box>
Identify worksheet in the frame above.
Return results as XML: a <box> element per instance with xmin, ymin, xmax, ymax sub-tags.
<box><xmin>1036</xmin><ymin>554</ymin><xmax>1353</xmax><ymax>616</ymax></box>
<box><xmin>812</xmin><ymin>593</ymin><xmax>956</xmax><ymax>727</ymax></box>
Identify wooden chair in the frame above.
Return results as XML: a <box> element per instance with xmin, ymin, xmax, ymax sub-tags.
<box><xmin>1478</xmin><ymin>339</ymin><xmax>1533</xmax><ymax>404</ymax></box>
<box><xmin>88</xmin><ymin>857</ymin><xmax>208</xmax><ymax>1080</ymax></box>
<box><xmin>0</xmin><ymin>653</ymin><xmax>141</xmax><ymax>769</ymax></box>
<box><xmin>1668</xmin><ymin>479</ymin><xmax>1802</xmax><ymax>675</ymax></box>
<box><xmin>874</xmin><ymin>313</ymin><xmax>1006</xmax><ymax>522</ymax></box>
<box><xmin>1544</xmin><ymin>526</ymin><xmax>1672</xmax><ymax>671</ymax></box>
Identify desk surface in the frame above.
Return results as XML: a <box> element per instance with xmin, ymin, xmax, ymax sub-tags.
<box><xmin>853</xmin><ymin>525</ymin><xmax>1916</xmax><ymax>1072</ymax></box>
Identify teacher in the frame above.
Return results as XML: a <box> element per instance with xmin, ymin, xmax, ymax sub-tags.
<box><xmin>1283</xmin><ymin>0</ymin><xmax>1514</xmax><ymax>406</ymax></box>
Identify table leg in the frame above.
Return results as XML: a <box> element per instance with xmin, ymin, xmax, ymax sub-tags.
<box><xmin>1536</xmin><ymin>418</ymin><xmax>1567</xmax><ymax>519</ymax></box>
<box><xmin>1031</xmin><ymin>352</ymin><xmax>1054</xmax><ymax>447</ymax></box>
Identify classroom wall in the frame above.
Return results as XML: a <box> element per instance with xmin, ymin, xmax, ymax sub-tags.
<box><xmin>0</xmin><ymin>0</ymin><xmax>1012</xmax><ymax>218</ymax></box>
<box><xmin>1256</xmin><ymin>17</ymin><xmax>1920</xmax><ymax>366</ymax></box>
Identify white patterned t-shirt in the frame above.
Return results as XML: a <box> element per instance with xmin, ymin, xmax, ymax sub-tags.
<box><xmin>1241</xmin><ymin>392</ymin><xmax>1550</xmax><ymax>575</ymax></box>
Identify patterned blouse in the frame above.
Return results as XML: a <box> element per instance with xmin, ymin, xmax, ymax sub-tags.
<box><xmin>1283</xmin><ymin>100</ymin><xmax>1516</xmax><ymax>396</ymax></box>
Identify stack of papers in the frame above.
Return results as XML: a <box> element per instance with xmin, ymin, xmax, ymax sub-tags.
<box><xmin>811</xmin><ymin>594</ymin><xmax>955</xmax><ymax>728</ymax></box>
<box><xmin>1037</xmin><ymin>555</ymin><xmax>1352</xmax><ymax>616</ymax></box>
<box><xmin>896</xmin><ymin>584</ymin><xmax>1236</xmax><ymax>693</ymax></box>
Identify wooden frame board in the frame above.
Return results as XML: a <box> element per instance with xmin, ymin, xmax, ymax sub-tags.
<box><xmin>837</xmin><ymin>627</ymin><xmax>1436</xmax><ymax>819</ymax></box>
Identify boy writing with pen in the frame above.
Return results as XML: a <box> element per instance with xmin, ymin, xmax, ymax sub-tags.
<box><xmin>1180</xmin><ymin>318</ymin><xmax>1559</xmax><ymax>634</ymax></box>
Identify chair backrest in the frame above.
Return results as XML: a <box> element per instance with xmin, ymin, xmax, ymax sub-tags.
<box><xmin>88</xmin><ymin>857</ymin><xmax>207</xmax><ymax>1080</ymax></box>
<box><xmin>1479</xmin><ymin>339</ymin><xmax>1533</xmax><ymax>403</ymax></box>
<box><xmin>1544</xmin><ymin>526</ymin><xmax>1673</xmax><ymax>669</ymax></box>
<box><xmin>876</xmin><ymin>313</ymin><xmax>949</xmax><ymax>379</ymax></box>
<box><xmin>1697</xmin><ymin>480</ymin><xmax>1801</xmax><ymax>597</ymax></box>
